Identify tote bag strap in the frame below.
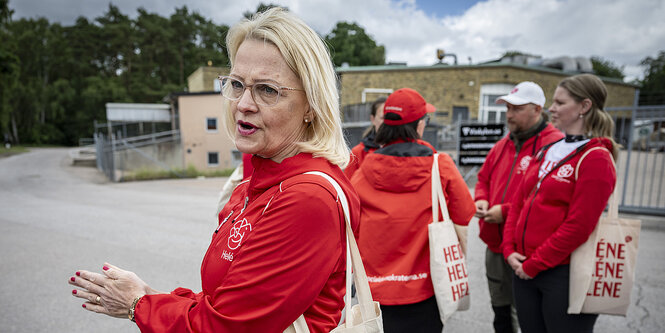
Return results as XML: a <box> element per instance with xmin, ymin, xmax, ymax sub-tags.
<box><xmin>574</xmin><ymin>146</ymin><xmax>618</xmax><ymax>219</ymax></box>
<box><xmin>304</xmin><ymin>171</ymin><xmax>376</xmax><ymax>326</ymax></box>
<box><xmin>431</xmin><ymin>153</ymin><xmax>451</xmax><ymax>223</ymax></box>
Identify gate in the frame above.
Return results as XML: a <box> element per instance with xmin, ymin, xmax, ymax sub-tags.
<box><xmin>608</xmin><ymin>104</ymin><xmax>665</xmax><ymax>216</ymax></box>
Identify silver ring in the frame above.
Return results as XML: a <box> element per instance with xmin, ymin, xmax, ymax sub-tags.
<box><xmin>95</xmin><ymin>295</ymin><xmax>101</xmax><ymax>303</ymax></box>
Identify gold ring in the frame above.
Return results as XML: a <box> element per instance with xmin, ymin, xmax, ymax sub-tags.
<box><xmin>95</xmin><ymin>295</ymin><xmax>101</xmax><ymax>303</ymax></box>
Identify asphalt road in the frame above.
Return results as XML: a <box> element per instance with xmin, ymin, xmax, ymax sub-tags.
<box><xmin>1</xmin><ymin>148</ymin><xmax>664</xmax><ymax>332</ymax></box>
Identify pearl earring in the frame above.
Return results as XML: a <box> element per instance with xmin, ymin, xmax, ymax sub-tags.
<box><xmin>304</xmin><ymin>118</ymin><xmax>309</xmax><ymax>123</ymax></box>
<box><xmin>579</xmin><ymin>114</ymin><xmax>584</xmax><ymax>119</ymax></box>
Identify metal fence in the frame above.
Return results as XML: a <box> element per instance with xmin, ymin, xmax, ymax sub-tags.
<box><xmin>342</xmin><ymin>100</ymin><xmax>665</xmax><ymax>216</ymax></box>
<box><xmin>607</xmin><ymin>104</ymin><xmax>665</xmax><ymax>216</ymax></box>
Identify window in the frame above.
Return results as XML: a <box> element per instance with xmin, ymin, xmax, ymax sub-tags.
<box><xmin>452</xmin><ymin>106</ymin><xmax>469</xmax><ymax>123</ymax></box>
<box><xmin>479</xmin><ymin>84</ymin><xmax>513</xmax><ymax>123</ymax></box>
<box><xmin>208</xmin><ymin>152</ymin><xmax>219</xmax><ymax>167</ymax></box>
<box><xmin>206</xmin><ymin>117</ymin><xmax>218</xmax><ymax>132</ymax></box>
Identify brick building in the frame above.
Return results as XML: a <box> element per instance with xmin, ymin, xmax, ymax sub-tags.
<box><xmin>337</xmin><ymin>62</ymin><xmax>637</xmax><ymax>125</ymax></box>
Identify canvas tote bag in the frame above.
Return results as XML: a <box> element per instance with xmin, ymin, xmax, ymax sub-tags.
<box><xmin>568</xmin><ymin>147</ymin><xmax>641</xmax><ymax>315</ymax></box>
<box><xmin>284</xmin><ymin>172</ymin><xmax>383</xmax><ymax>333</ymax></box>
<box><xmin>428</xmin><ymin>153</ymin><xmax>470</xmax><ymax>324</ymax></box>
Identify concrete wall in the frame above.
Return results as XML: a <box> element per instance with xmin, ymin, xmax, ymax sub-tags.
<box><xmin>115</xmin><ymin>140</ymin><xmax>183</xmax><ymax>172</ymax></box>
<box><xmin>178</xmin><ymin>93</ymin><xmax>237</xmax><ymax>171</ymax></box>
<box><xmin>338</xmin><ymin>64</ymin><xmax>637</xmax><ymax>125</ymax></box>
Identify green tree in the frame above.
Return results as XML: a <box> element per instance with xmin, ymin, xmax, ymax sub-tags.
<box><xmin>1</xmin><ymin>2</ymin><xmax>234</xmax><ymax>145</ymax></box>
<box><xmin>501</xmin><ymin>50</ymin><xmax>538</xmax><ymax>58</ymax></box>
<box><xmin>131</xmin><ymin>8</ymin><xmax>178</xmax><ymax>102</ymax></box>
<box><xmin>639</xmin><ymin>50</ymin><xmax>665</xmax><ymax>105</ymax></box>
<box><xmin>325</xmin><ymin>22</ymin><xmax>385</xmax><ymax>67</ymax></box>
<box><xmin>591</xmin><ymin>56</ymin><xmax>624</xmax><ymax>80</ymax></box>
<box><xmin>96</xmin><ymin>4</ymin><xmax>136</xmax><ymax>86</ymax></box>
<box><xmin>0</xmin><ymin>0</ymin><xmax>19</xmax><ymax>143</ymax></box>
<box><xmin>243</xmin><ymin>3</ymin><xmax>284</xmax><ymax>19</ymax></box>
<box><xmin>191</xmin><ymin>14</ymin><xmax>229</xmax><ymax>69</ymax></box>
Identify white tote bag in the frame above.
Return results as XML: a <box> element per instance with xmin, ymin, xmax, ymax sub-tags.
<box><xmin>285</xmin><ymin>172</ymin><xmax>383</xmax><ymax>333</ymax></box>
<box><xmin>428</xmin><ymin>154</ymin><xmax>470</xmax><ymax>324</ymax></box>
<box><xmin>568</xmin><ymin>147</ymin><xmax>641</xmax><ymax>315</ymax></box>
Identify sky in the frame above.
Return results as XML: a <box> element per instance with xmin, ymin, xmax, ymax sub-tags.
<box><xmin>9</xmin><ymin>0</ymin><xmax>665</xmax><ymax>82</ymax></box>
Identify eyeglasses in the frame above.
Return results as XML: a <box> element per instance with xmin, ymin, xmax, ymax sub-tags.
<box><xmin>218</xmin><ymin>76</ymin><xmax>304</xmax><ymax>106</ymax></box>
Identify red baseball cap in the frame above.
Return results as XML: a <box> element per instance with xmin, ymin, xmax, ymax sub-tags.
<box><xmin>383</xmin><ymin>88</ymin><xmax>436</xmax><ymax>126</ymax></box>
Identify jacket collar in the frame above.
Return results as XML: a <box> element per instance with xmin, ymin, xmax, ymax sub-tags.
<box><xmin>247</xmin><ymin>153</ymin><xmax>336</xmax><ymax>200</ymax></box>
<box><xmin>509</xmin><ymin>117</ymin><xmax>548</xmax><ymax>152</ymax></box>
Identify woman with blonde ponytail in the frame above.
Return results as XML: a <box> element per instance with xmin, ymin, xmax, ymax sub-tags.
<box><xmin>502</xmin><ymin>74</ymin><xmax>617</xmax><ymax>332</ymax></box>
<box><xmin>557</xmin><ymin>74</ymin><xmax>620</xmax><ymax>160</ymax></box>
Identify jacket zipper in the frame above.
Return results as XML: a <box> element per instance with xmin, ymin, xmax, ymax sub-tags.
<box><xmin>521</xmin><ymin>181</ymin><xmax>543</xmax><ymax>253</ymax></box>
<box><xmin>519</xmin><ymin>141</ymin><xmax>589</xmax><ymax>254</ymax></box>
<box><xmin>498</xmin><ymin>151</ymin><xmax>519</xmax><ymax>240</ymax></box>
<box><xmin>500</xmin><ymin>151</ymin><xmax>519</xmax><ymax>203</ymax></box>
<box><xmin>215</xmin><ymin>196</ymin><xmax>249</xmax><ymax>234</ymax></box>
<box><xmin>216</xmin><ymin>210</ymin><xmax>234</xmax><ymax>233</ymax></box>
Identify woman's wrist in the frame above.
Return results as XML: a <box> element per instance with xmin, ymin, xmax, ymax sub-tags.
<box><xmin>128</xmin><ymin>295</ymin><xmax>143</xmax><ymax>322</ymax></box>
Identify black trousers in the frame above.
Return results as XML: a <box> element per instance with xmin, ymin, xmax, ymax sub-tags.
<box><xmin>380</xmin><ymin>296</ymin><xmax>443</xmax><ymax>333</ymax></box>
<box><xmin>512</xmin><ymin>265</ymin><xmax>598</xmax><ymax>333</ymax></box>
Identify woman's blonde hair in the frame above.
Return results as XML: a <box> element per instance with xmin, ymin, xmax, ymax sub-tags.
<box><xmin>222</xmin><ymin>7</ymin><xmax>350</xmax><ymax>167</ymax></box>
<box><xmin>558</xmin><ymin>74</ymin><xmax>619</xmax><ymax>160</ymax></box>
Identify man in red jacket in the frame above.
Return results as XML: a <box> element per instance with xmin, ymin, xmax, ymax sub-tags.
<box><xmin>474</xmin><ymin>81</ymin><xmax>563</xmax><ymax>333</ymax></box>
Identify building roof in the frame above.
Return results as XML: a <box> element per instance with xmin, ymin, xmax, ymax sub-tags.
<box><xmin>336</xmin><ymin>62</ymin><xmax>638</xmax><ymax>88</ymax></box>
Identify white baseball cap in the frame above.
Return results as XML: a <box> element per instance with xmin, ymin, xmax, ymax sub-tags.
<box><xmin>495</xmin><ymin>81</ymin><xmax>546</xmax><ymax>107</ymax></box>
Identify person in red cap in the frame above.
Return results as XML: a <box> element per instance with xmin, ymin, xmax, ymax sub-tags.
<box><xmin>350</xmin><ymin>88</ymin><xmax>475</xmax><ymax>332</ymax></box>
<box><xmin>474</xmin><ymin>81</ymin><xmax>563</xmax><ymax>333</ymax></box>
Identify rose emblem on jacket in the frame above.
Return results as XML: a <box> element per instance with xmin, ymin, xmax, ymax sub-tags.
<box><xmin>518</xmin><ymin>156</ymin><xmax>532</xmax><ymax>172</ymax></box>
<box><xmin>228</xmin><ymin>218</ymin><xmax>252</xmax><ymax>250</ymax></box>
<box><xmin>557</xmin><ymin>164</ymin><xmax>574</xmax><ymax>178</ymax></box>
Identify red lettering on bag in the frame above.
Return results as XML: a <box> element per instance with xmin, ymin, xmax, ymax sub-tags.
<box><xmin>596</xmin><ymin>240</ymin><xmax>626</xmax><ymax>260</ymax></box>
<box><xmin>588</xmin><ymin>280</ymin><xmax>622</xmax><ymax>298</ymax></box>
<box><xmin>447</xmin><ymin>266</ymin><xmax>457</xmax><ymax>281</ymax></box>
<box><xmin>596</xmin><ymin>238</ymin><xmax>606</xmax><ymax>258</ymax></box>
<box><xmin>616</xmin><ymin>262</ymin><xmax>624</xmax><ymax>279</ymax></box>
<box><xmin>606</xmin><ymin>242</ymin><xmax>626</xmax><ymax>259</ymax></box>
<box><xmin>446</xmin><ymin>263</ymin><xmax>469</xmax><ymax>281</ymax></box>
<box><xmin>443</xmin><ymin>244</ymin><xmax>462</xmax><ymax>262</ymax></box>
<box><xmin>593</xmin><ymin>261</ymin><xmax>626</xmax><ymax>279</ymax></box>
<box><xmin>450</xmin><ymin>281</ymin><xmax>469</xmax><ymax>301</ymax></box>
<box><xmin>443</xmin><ymin>246</ymin><xmax>452</xmax><ymax>262</ymax></box>
<box><xmin>617</xmin><ymin>243</ymin><xmax>625</xmax><ymax>260</ymax></box>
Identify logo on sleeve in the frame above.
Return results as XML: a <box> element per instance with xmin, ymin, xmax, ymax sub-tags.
<box><xmin>228</xmin><ymin>218</ymin><xmax>252</xmax><ymax>250</ymax></box>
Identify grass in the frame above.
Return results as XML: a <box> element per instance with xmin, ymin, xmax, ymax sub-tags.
<box><xmin>0</xmin><ymin>145</ymin><xmax>30</xmax><ymax>158</ymax></box>
<box><xmin>121</xmin><ymin>165</ymin><xmax>235</xmax><ymax>182</ymax></box>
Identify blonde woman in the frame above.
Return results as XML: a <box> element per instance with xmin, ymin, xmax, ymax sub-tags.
<box><xmin>69</xmin><ymin>8</ymin><xmax>360</xmax><ymax>332</ymax></box>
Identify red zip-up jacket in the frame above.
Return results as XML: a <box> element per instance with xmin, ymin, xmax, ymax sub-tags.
<box><xmin>134</xmin><ymin>153</ymin><xmax>360</xmax><ymax>332</ymax></box>
<box><xmin>475</xmin><ymin>123</ymin><xmax>563</xmax><ymax>253</ymax></box>
<box><xmin>502</xmin><ymin>138</ymin><xmax>616</xmax><ymax>278</ymax></box>
<box><xmin>351</xmin><ymin>139</ymin><xmax>475</xmax><ymax>305</ymax></box>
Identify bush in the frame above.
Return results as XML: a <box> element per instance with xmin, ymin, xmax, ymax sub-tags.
<box><xmin>121</xmin><ymin>165</ymin><xmax>235</xmax><ymax>182</ymax></box>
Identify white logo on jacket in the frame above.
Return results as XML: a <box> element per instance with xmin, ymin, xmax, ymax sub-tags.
<box><xmin>518</xmin><ymin>156</ymin><xmax>532</xmax><ymax>173</ymax></box>
<box><xmin>553</xmin><ymin>164</ymin><xmax>574</xmax><ymax>183</ymax></box>
<box><xmin>228</xmin><ymin>218</ymin><xmax>252</xmax><ymax>250</ymax></box>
